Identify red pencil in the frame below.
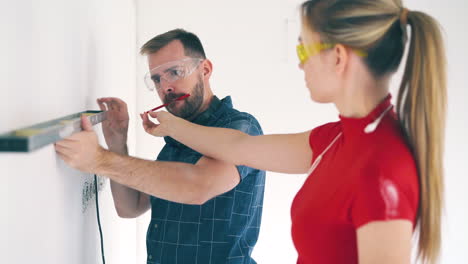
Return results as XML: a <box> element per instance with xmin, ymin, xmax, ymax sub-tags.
<box><xmin>145</xmin><ymin>94</ymin><xmax>190</xmax><ymax>113</ymax></box>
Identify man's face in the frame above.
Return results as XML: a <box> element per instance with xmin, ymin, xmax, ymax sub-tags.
<box><xmin>146</xmin><ymin>40</ymin><xmax>205</xmax><ymax>119</ymax></box>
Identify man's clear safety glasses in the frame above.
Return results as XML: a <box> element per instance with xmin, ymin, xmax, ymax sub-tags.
<box><xmin>144</xmin><ymin>58</ymin><xmax>203</xmax><ymax>91</ymax></box>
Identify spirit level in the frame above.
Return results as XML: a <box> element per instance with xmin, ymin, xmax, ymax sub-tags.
<box><xmin>0</xmin><ymin>110</ymin><xmax>107</xmax><ymax>152</ymax></box>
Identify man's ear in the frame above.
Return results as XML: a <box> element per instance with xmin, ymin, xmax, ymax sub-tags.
<box><xmin>334</xmin><ymin>44</ymin><xmax>349</xmax><ymax>75</ymax></box>
<box><xmin>202</xmin><ymin>59</ymin><xmax>213</xmax><ymax>79</ymax></box>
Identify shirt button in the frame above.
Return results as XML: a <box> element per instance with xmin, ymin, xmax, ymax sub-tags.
<box><xmin>149</xmin><ymin>255</ymin><xmax>153</xmax><ymax>260</ymax></box>
<box><xmin>154</xmin><ymin>223</ymin><xmax>158</xmax><ymax>228</ymax></box>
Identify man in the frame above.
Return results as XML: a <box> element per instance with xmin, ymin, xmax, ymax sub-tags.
<box><xmin>54</xmin><ymin>29</ymin><xmax>266</xmax><ymax>264</ymax></box>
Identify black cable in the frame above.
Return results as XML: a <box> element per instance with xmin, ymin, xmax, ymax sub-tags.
<box><xmin>94</xmin><ymin>174</ymin><xmax>106</xmax><ymax>264</ymax></box>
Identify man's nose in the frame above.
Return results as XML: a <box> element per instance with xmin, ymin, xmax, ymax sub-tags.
<box><xmin>159</xmin><ymin>78</ymin><xmax>174</xmax><ymax>93</ymax></box>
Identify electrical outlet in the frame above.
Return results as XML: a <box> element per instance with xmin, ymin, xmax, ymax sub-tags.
<box><xmin>81</xmin><ymin>175</ymin><xmax>106</xmax><ymax>213</ymax></box>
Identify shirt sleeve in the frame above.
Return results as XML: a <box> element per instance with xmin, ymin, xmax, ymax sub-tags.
<box><xmin>350</xmin><ymin>162</ymin><xmax>419</xmax><ymax>228</ymax></box>
<box><xmin>219</xmin><ymin>113</ymin><xmax>263</xmax><ymax>181</ymax></box>
<box><xmin>309</xmin><ymin>122</ymin><xmax>341</xmax><ymax>164</ymax></box>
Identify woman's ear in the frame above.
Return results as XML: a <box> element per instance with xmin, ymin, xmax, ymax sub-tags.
<box><xmin>333</xmin><ymin>44</ymin><xmax>349</xmax><ymax>75</ymax></box>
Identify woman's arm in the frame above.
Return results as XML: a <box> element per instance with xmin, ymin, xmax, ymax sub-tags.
<box><xmin>356</xmin><ymin>220</ymin><xmax>413</xmax><ymax>264</ymax></box>
<box><xmin>141</xmin><ymin>111</ymin><xmax>313</xmax><ymax>174</ymax></box>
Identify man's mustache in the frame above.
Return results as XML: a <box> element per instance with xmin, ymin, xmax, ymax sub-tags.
<box><xmin>165</xmin><ymin>93</ymin><xmax>186</xmax><ymax>103</ymax></box>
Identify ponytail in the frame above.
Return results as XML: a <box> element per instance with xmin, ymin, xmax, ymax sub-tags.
<box><xmin>396</xmin><ymin>10</ymin><xmax>447</xmax><ymax>264</ymax></box>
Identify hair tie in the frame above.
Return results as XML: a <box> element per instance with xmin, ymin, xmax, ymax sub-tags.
<box><xmin>400</xmin><ymin>8</ymin><xmax>410</xmax><ymax>42</ymax></box>
<box><xmin>400</xmin><ymin>8</ymin><xmax>409</xmax><ymax>26</ymax></box>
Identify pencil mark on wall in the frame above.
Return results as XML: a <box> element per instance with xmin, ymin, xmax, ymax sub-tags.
<box><xmin>82</xmin><ymin>175</ymin><xmax>107</xmax><ymax>213</ymax></box>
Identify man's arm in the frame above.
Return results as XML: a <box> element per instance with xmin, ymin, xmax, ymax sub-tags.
<box><xmin>95</xmin><ymin>97</ymin><xmax>150</xmax><ymax>218</ymax></box>
<box><xmin>96</xmin><ymin>149</ymin><xmax>240</xmax><ymax>205</ymax></box>
<box><xmin>55</xmin><ymin>105</ymin><xmax>240</xmax><ymax>210</ymax></box>
<box><xmin>107</xmin><ymin>144</ymin><xmax>150</xmax><ymax>218</ymax></box>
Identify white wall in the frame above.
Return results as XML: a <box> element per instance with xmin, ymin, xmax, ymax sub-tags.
<box><xmin>1</xmin><ymin>0</ymin><xmax>139</xmax><ymax>263</ymax></box>
<box><xmin>135</xmin><ymin>0</ymin><xmax>468</xmax><ymax>263</ymax></box>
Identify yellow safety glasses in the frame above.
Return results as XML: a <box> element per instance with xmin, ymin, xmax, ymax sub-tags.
<box><xmin>296</xmin><ymin>43</ymin><xmax>367</xmax><ymax>65</ymax></box>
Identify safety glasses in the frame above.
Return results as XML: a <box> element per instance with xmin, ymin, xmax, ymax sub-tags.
<box><xmin>296</xmin><ymin>43</ymin><xmax>334</xmax><ymax>65</ymax></box>
<box><xmin>144</xmin><ymin>58</ymin><xmax>203</xmax><ymax>91</ymax></box>
<box><xmin>296</xmin><ymin>43</ymin><xmax>367</xmax><ymax>64</ymax></box>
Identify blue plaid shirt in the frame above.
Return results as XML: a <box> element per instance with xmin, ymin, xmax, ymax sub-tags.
<box><xmin>147</xmin><ymin>96</ymin><xmax>265</xmax><ymax>264</ymax></box>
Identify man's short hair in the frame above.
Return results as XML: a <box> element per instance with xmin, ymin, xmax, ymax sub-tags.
<box><xmin>140</xmin><ymin>28</ymin><xmax>206</xmax><ymax>59</ymax></box>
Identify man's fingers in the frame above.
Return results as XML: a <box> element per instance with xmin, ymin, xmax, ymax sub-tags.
<box><xmin>113</xmin><ymin>101</ymin><xmax>122</xmax><ymax>111</ymax></box>
<box><xmin>56</xmin><ymin>151</ymin><xmax>71</xmax><ymax>162</ymax></box>
<box><xmin>55</xmin><ymin>143</ymin><xmax>72</xmax><ymax>157</ymax></box>
<box><xmin>55</xmin><ymin>143</ymin><xmax>69</xmax><ymax>153</ymax></box>
<box><xmin>102</xmin><ymin>102</ymin><xmax>110</xmax><ymax>112</ymax></box>
<box><xmin>107</xmin><ymin>101</ymin><xmax>115</xmax><ymax>111</ymax></box>
<box><xmin>56</xmin><ymin>151</ymin><xmax>74</xmax><ymax>167</ymax></box>
<box><xmin>55</xmin><ymin>140</ymin><xmax>73</xmax><ymax>149</ymax></box>
<box><xmin>97</xmin><ymin>99</ymin><xmax>107</xmax><ymax>111</ymax></box>
<box><xmin>97</xmin><ymin>97</ymin><xmax>122</xmax><ymax>104</ymax></box>
<box><xmin>97</xmin><ymin>97</ymin><xmax>127</xmax><ymax>111</ymax></box>
<box><xmin>64</xmin><ymin>133</ymin><xmax>88</xmax><ymax>142</ymax></box>
<box><xmin>55</xmin><ymin>138</ymin><xmax>76</xmax><ymax>147</ymax></box>
<box><xmin>81</xmin><ymin>115</ymin><xmax>93</xmax><ymax>131</ymax></box>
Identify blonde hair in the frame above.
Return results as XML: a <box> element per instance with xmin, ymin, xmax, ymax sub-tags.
<box><xmin>301</xmin><ymin>0</ymin><xmax>447</xmax><ymax>263</ymax></box>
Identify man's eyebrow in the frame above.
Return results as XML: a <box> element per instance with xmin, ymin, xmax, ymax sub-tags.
<box><xmin>163</xmin><ymin>65</ymin><xmax>178</xmax><ymax>73</ymax></box>
<box><xmin>151</xmin><ymin>65</ymin><xmax>178</xmax><ymax>79</ymax></box>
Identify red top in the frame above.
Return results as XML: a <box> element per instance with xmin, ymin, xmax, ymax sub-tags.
<box><xmin>291</xmin><ymin>95</ymin><xmax>419</xmax><ymax>264</ymax></box>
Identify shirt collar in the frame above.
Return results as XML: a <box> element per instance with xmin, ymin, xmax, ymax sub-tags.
<box><xmin>339</xmin><ymin>94</ymin><xmax>393</xmax><ymax>138</ymax></box>
<box><xmin>163</xmin><ymin>95</ymin><xmax>232</xmax><ymax>147</ymax></box>
<box><xmin>191</xmin><ymin>95</ymin><xmax>223</xmax><ymax>125</ymax></box>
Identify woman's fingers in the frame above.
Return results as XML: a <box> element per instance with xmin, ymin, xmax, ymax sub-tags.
<box><xmin>148</xmin><ymin>111</ymin><xmax>158</xmax><ymax>118</ymax></box>
<box><xmin>141</xmin><ymin>112</ymin><xmax>155</xmax><ymax>127</ymax></box>
<box><xmin>140</xmin><ymin>112</ymin><xmax>163</xmax><ymax>136</ymax></box>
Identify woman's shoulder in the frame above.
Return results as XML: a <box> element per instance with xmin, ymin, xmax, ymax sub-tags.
<box><xmin>308</xmin><ymin>121</ymin><xmax>342</xmax><ymax>156</ymax></box>
<box><xmin>310</xmin><ymin>121</ymin><xmax>342</xmax><ymax>139</ymax></box>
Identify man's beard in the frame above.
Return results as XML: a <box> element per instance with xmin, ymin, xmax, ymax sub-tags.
<box><xmin>165</xmin><ymin>75</ymin><xmax>204</xmax><ymax>119</ymax></box>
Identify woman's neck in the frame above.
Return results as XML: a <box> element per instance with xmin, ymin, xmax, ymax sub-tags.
<box><xmin>335</xmin><ymin>72</ymin><xmax>391</xmax><ymax>118</ymax></box>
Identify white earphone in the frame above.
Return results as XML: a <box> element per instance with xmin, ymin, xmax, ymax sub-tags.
<box><xmin>306</xmin><ymin>104</ymin><xmax>393</xmax><ymax>175</ymax></box>
<box><xmin>364</xmin><ymin>105</ymin><xmax>393</xmax><ymax>134</ymax></box>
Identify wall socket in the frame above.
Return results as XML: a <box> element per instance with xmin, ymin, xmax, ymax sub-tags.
<box><xmin>81</xmin><ymin>175</ymin><xmax>106</xmax><ymax>213</ymax></box>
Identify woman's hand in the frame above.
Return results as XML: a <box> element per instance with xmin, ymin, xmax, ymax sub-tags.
<box><xmin>140</xmin><ymin>111</ymin><xmax>178</xmax><ymax>137</ymax></box>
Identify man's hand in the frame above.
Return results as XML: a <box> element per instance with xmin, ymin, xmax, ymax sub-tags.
<box><xmin>140</xmin><ymin>111</ymin><xmax>177</xmax><ymax>137</ymax></box>
<box><xmin>55</xmin><ymin>115</ymin><xmax>106</xmax><ymax>173</ymax></box>
<box><xmin>97</xmin><ymin>97</ymin><xmax>129</xmax><ymax>152</ymax></box>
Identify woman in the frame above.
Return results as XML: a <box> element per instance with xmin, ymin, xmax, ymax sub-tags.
<box><xmin>140</xmin><ymin>0</ymin><xmax>446</xmax><ymax>263</ymax></box>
